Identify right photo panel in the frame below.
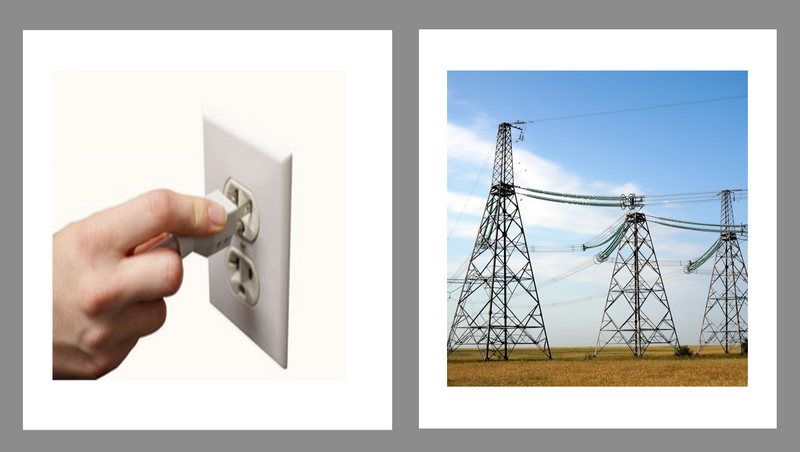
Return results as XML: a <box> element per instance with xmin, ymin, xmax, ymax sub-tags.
<box><xmin>419</xmin><ymin>30</ymin><xmax>776</xmax><ymax>429</ymax></box>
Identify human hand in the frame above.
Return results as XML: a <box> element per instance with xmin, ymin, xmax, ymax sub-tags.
<box><xmin>52</xmin><ymin>189</ymin><xmax>229</xmax><ymax>379</ymax></box>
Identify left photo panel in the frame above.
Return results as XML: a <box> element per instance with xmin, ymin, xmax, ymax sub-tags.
<box><xmin>24</xmin><ymin>30</ymin><xmax>392</xmax><ymax>430</ymax></box>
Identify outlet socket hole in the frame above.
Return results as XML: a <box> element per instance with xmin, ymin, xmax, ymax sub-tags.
<box><xmin>224</xmin><ymin>246</ymin><xmax>260</xmax><ymax>306</ymax></box>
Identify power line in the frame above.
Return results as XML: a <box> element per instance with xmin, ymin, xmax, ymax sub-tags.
<box><xmin>647</xmin><ymin>214</ymin><xmax>745</xmax><ymax>229</ymax></box>
<box><xmin>517</xmin><ymin>185</ymin><xmax>747</xmax><ymax>209</ymax></box>
<box><xmin>516</xmin><ymin>95</ymin><xmax>747</xmax><ymax>124</ymax></box>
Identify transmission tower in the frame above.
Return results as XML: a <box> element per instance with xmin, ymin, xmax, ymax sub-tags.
<box><xmin>696</xmin><ymin>190</ymin><xmax>748</xmax><ymax>354</ymax></box>
<box><xmin>447</xmin><ymin>123</ymin><xmax>551</xmax><ymax>361</ymax></box>
<box><xmin>594</xmin><ymin>209</ymin><xmax>681</xmax><ymax>357</ymax></box>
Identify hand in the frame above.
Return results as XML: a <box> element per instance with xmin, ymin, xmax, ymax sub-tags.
<box><xmin>52</xmin><ymin>189</ymin><xmax>228</xmax><ymax>379</ymax></box>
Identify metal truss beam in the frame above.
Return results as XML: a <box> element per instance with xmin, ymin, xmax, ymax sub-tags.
<box><xmin>594</xmin><ymin>211</ymin><xmax>681</xmax><ymax>357</ymax></box>
<box><xmin>697</xmin><ymin>190</ymin><xmax>748</xmax><ymax>354</ymax></box>
<box><xmin>448</xmin><ymin>123</ymin><xmax>551</xmax><ymax>361</ymax></box>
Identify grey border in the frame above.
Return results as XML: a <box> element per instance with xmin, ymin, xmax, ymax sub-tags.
<box><xmin>5</xmin><ymin>0</ymin><xmax>795</xmax><ymax>450</ymax></box>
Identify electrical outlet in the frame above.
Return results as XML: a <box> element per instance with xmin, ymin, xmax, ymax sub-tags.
<box><xmin>203</xmin><ymin>107</ymin><xmax>292</xmax><ymax>369</ymax></box>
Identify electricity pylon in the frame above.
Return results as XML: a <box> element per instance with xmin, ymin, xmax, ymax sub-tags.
<box><xmin>594</xmin><ymin>209</ymin><xmax>681</xmax><ymax>357</ymax></box>
<box><xmin>696</xmin><ymin>189</ymin><xmax>748</xmax><ymax>354</ymax></box>
<box><xmin>447</xmin><ymin>123</ymin><xmax>551</xmax><ymax>361</ymax></box>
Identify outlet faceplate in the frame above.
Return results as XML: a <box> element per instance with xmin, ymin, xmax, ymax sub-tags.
<box><xmin>203</xmin><ymin>107</ymin><xmax>292</xmax><ymax>369</ymax></box>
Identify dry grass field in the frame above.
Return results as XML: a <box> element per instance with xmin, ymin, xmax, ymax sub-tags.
<box><xmin>447</xmin><ymin>346</ymin><xmax>747</xmax><ymax>386</ymax></box>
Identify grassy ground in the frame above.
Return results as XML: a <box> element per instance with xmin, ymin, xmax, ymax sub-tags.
<box><xmin>447</xmin><ymin>346</ymin><xmax>747</xmax><ymax>386</ymax></box>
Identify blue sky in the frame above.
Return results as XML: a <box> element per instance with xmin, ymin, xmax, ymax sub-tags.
<box><xmin>447</xmin><ymin>71</ymin><xmax>748</xmax><ymax>348</ymax></box>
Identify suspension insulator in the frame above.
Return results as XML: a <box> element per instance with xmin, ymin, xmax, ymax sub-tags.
<box><xmin>619</xmin><ymin>193</ymin><xmax>645</xmax><ymax>210</ymax></box>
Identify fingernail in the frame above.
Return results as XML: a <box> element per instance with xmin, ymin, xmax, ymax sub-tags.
<box><xmin>208</xmin><ymin>201</ymin><xmax>227</xmax><ymax>228</ymax></box>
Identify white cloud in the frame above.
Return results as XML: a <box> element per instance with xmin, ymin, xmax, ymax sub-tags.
<box><xmin>446</xmin><ymin>191</ymin><xmax>485</xmax><ymax>218</ymax></box>
<box><xmin>447</xmin><ymin>122</ymin><xmax>497</xmax><ymax>164</ymax></box>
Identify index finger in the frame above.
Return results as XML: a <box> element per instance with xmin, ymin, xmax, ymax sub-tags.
<box><xmin>95</xmin><ymin>189</ymin><xmax>228</xmax><ymax>253</ymax></box>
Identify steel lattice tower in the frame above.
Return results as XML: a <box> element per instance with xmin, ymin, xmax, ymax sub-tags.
<box><xmin>594</xmin><ymin>210</ymin><xmax>681</xmax><ymax>357</ymax></box>
<box><xmin>696</xmin><ymin>190</ymin><xmax>748</xmax><ymax>354</ymax></box>
<box><xmin>447</xmin><ymin>123</ymin><xmax>551</xmax><ymax>361</ymax></box>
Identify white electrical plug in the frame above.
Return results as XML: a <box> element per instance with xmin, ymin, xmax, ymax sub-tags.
<box><xmin>152</xmin><ymin>190</ymin><xmax>239</xmax><ymax>258</ymax></box>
